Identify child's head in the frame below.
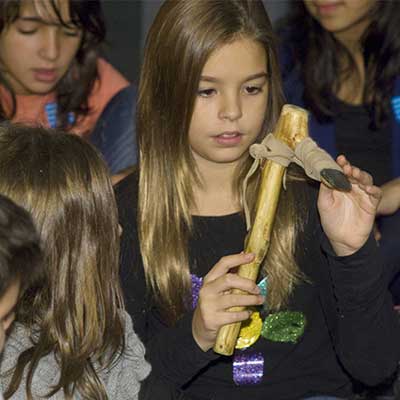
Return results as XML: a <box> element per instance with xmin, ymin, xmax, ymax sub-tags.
<box><xmin>138</xmin><ymin>0</ymin><xmax>284</xmax><ymax>176</ymax></box>
<box><xmin>0</xmin><ymin>193</ymin><xmax>41</xmax><ymax>352</ymax></box>
<box><xmin>0</xmin><ymin>123</ymin><xmax>124</xmax><ymax>399</ymax></box>
<box><xmin>0</xmin><ymin>0</ymin><xmax>105</xmax><ymax>126</ymax></box>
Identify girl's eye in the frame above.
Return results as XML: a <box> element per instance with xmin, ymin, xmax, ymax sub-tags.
<box><xmin>244</xmin><ymin>86</ymin><xmax>262</xmax><ymax>95</ymax></box>
<box><xmin>17</xmin><ymin>24</ymin><xmax>39</xmax><ymax>35</ymax></box>
<box><xmin>62</xmin><ymin>28</ymin><xmax>80</xmax><ymax>37</ymax></box>
<box><xmin>15</xmin><ymin>19</ymin><xmax>40</xmax><ymax>35</ymax></box>
<box><xmin>198</xmin><ymin>88</ymin><xmax>216</xmax><ymax>98</ymax></box>
<box><xmin>18</xmin><ymin>29</ymin><xmax>37</xmax><ymax>34</ymax></box>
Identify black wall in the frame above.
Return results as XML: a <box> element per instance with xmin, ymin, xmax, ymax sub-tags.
<box><xmin>102</xmin><ymin>0</ymin><xmax>289</xmax><ymax>83</ymax></box>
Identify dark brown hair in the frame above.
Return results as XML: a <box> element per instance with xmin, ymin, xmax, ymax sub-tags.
<box><xmin>0</xmin><ymin>193</ymin><xmax>42</xmax><ymax>298</ymax></box>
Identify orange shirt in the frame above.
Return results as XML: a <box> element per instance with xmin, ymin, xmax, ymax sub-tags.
<box><xmin>0</xmin><ymin>58</ymin><xmax>129</xmax><ymax>137</ymax></box>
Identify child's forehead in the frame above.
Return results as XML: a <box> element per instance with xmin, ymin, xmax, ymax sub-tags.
<box><xmin>18</xmin><ymin>0</ymin><xmax>73</xmax><ymax>25</ymax></box>
<box><xmin>201</xmin><ymin>38</ymin><xmax>267</xmax><ymax>78</ymax></box>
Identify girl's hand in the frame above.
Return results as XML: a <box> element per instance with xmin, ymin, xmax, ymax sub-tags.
<box><xmin>192</xmin><ymin>252</ymin><xmax>265</xmax><ymax>352</ymax></box>
<box><xmin>317</xmin><ymin>155</ymin><xmax>382</xmax><ymax>256</ymax></box>
<box><xmin>377</xmin><ymin>178</ymin><xmax>400</xmax><ymax>216</ymax></box>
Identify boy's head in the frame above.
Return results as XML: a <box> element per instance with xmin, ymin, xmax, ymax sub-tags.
<box><xmin>0</xmin><ymin>193</ymin><xmax>42</xmax><ymax>351</ymax></box>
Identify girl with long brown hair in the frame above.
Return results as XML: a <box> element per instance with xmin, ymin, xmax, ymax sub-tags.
<box><xmin>0</xmin><ymin>124</ymin><xmax>150</xmax><ymax>399</ymax></box>
<box><xmin>116</xmin><ymin>1</ymin><xmax>400</xmax><ymax>399</ymax></box>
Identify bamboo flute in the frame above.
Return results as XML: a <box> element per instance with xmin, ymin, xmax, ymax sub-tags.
<box><xmin>213</xmin><ymin>104</ymin><xmax>309</xmax><ymax>356</ymax></box>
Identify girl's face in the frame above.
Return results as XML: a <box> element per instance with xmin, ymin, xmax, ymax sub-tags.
<box><xmin>304</xmin><ymin>0</ymin><xmax>376</xmax><ymax>41</ymax></box>
<box><xmin>0</xmin><ymin>0</ymin><xmax>82</xmax><ymax>95</ymax></box>
<box><xmin>189</xmin><ymin>38</ymin><xmax>268</xmax><ymax>171</ymax></box>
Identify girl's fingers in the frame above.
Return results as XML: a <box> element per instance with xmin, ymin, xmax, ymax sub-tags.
<box><xmin>337</xmin><ymin>155</ymin><xmax>374</xmax><ymax>186</ymax></box>
<box><xmin>351</xmin><ymin>166</ymin><xmax>373</xmax><ymax>186</ymax></box>
<box><xmin>365</xmin><ymin>185</ymin><xmax>382</xmax><ymax>205</ymax></box>
<box><xmin>218</xmin><ymin>293</ymin><xmax>265</xmax><ymax>310</ymax></box>
<box><xmin>217</xmin><ymin>309</ymin><xmax>253</xmax><ymax>326</ymax></box>
<box><xmin>336</xmin><ymin>154</ymin><xmax>350</xmax><ymax>168</ymax></box>
<box><xmin>337</xmin><ymin>155</ymin><xmax>356</xmax><ymax>180</ymax></box>
<box><xmin>204</xmin><ymin>252</ymin><xmax>255</xmax><ymax>283</ymax></box>
<box><xmin>205</xmin><ymin>273</ymin><xmax>260</xmax><ymax>295</ymax></box>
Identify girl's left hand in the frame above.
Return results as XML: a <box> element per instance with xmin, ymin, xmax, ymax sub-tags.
<box><xmin>317</xmin><ymin>155</ymin><xmax>382</xmax><ymax>256</ymax></box>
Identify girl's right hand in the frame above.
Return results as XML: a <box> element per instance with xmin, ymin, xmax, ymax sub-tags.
<box><xmin>192</xmin><ymin>252</ymin><xmax>265</xmax><ymax>352</ymax></box>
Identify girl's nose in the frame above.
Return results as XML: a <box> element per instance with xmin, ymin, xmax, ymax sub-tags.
<box><xmin>39</xmin><ymin>28</ymin><xmax>60</xmax><ymax>61</ymax></box>
<box><xmin>218</xmin><ymin>93</ymin><xmax>243</xmax><ymax>121</ymax></box>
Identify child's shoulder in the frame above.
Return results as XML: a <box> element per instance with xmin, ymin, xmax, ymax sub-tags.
<box><xmin>119</xmin><ymin>309</ymin><xmax>147</xmax><ymax>360</ymax></box>
<box><xmin>103</xmin><ymin>310</ymin><xmax>150</xmax><ymax>398</ymax></box>
<box><xmin>1</xmin><ymin>324</ymin><xmax>59</xmax><ymax>393</ymax></box>
<box><xmin>2</xmin><ymin>323</ymin><xmax>32</xmax><ymax>353</ymax></box>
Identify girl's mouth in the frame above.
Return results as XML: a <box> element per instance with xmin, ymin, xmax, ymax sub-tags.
<box><xmin>214</xmin><ymin>131</ymin><xmax>243</xmax><ymax>146</ymax></box>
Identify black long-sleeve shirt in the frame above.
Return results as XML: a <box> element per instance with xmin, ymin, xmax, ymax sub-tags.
<box><xmin>115</xmin><ymin>172</ymin><xmax>400</xmax><ymax>400</ymax></box>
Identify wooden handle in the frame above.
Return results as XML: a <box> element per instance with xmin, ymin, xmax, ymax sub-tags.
<box><xmin>213</xmin><ymin>105</ymin><xmax>309</xmax><ymax>356</ymax></box>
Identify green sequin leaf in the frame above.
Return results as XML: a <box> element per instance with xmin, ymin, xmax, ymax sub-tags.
<box><xmin>261</xmin><ymin>311</ymin><xmax>306</xmax><ymax>343</ymax></box>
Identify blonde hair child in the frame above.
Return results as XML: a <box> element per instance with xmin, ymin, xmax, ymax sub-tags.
<box><xmin>0</xmin><ymin>124</ymin><xmax>150</xmax><ymax>399</ymax></box>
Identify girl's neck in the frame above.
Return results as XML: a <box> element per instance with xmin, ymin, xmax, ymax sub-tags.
<box><xmin>191</xmin><ymin>158</ymin><xmax>241</xmax><ymax>217</ymax></box>
<box><xmin>335</xmin><ymin>50</ymin><xmax>365</xmax><ymax>105</ymax></box>
<box><xmin>333</xmin><ymin>18</ymin><xmax>369</xmax><ymax>105</ymax></box>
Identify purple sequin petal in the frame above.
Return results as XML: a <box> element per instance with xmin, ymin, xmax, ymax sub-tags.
<box><xmin>233</xmin><ymin>352</ymin><xmax>264</xmax><ymax>385</ymax></box>
<box><xmin>191</xmin><ymin>274</ymin><xmax>203</xmax><ymax>310</ymax></box>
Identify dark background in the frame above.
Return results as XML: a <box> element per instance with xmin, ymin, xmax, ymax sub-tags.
<box><xmin>102</xmin><ymin>0</ymin><xmax>290</xmax><ymax>83</ymax></box>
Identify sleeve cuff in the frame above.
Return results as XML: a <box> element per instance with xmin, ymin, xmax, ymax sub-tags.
<box><xmin>321</xmin><ymin>233</ymin><xmax>377</xmax><ymax>262</ymax></box>
<box><xmin>321</xmin><ymin>234</ymin><xmax>384</xmax><ymax>313</ymax></box>
<box><xmin>175</xmin><ymin>311</ymin><xmax>221</xmax><ymax>365</ymax></box>
<box><xmin>148</xmin><ymin>311</ymin><xmax>219</xmax><ymax>386</ymax></box>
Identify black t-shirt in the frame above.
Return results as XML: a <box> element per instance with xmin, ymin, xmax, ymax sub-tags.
<box><xmin>334</xmin><ymin>100</ymin><xmax>392</xmax><ymax>186</ymax></box>
<box><xmin>115</xmin><ymin>172</ymin><xmax>400</xmax><ymax>400</ymax></box>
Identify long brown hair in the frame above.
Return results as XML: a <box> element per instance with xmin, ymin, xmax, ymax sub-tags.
<box><xmin>0</xmin><ymin>124</ymin><xmax>124</xmax><ymax>399</ymax></box>
<box><xmin>0</xmin><ymin>0</ymin><xmax>105</xmax><ymax>129</ymax></box>
<box><xmin>138</xmin><ymin>0</ymin><xmax>307</xmax><ymax>324</ymax></box>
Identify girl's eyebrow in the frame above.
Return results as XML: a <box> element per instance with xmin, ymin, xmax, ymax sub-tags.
<box><xmin>200</xmin><ymin>72</ymin><xmax>268</xmax><ymax>83</ymax></box>
<box><xmin>17</xmin><ymin>16</ymin><xmax>73</xmax><ymax>26</ymax></box>
<box><xmin>18</xmin><ymin>16</ymin><xmax>42</xmax><ymax>22</ymax></box>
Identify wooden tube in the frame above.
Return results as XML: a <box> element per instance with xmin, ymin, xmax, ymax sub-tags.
<box><xmin>213</xmin><ymin>105</ymin><xmax>309</xmax><ymax>356</ymax></box>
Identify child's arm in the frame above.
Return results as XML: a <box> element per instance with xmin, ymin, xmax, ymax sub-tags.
<box><xmin>112</xmin><ymin>311</ymin><xmax>151</xmax><ymax>399</ymax></box>
<box><xmin>316</xmin><ymin>155</ymin><xmax>400</xmax><ymax>385</ymax></box>
<box><xmin>377</xmin><ymin>177</ymin><xmax>400</xmax><ymax>216</ymax></box>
